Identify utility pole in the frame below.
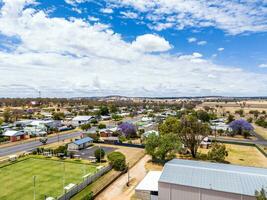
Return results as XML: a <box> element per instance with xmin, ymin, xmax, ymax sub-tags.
<box><xmin>33</xmin><ymin>176</ymin><xmax>36</xmax><ymax>200</ymax></box>
<box><xmin>62</xmin><ymin>162</ymin><xmax>65</xmax><ymax>194</ymax></box>
<box><xmin>126</xmin><ymin>162</ymin><xmax>130</xmax><ymax>187</ymax></box>
<box><xmin>99</xmin><ymin>145</ymin><xmax>101</xmax><ymax>164</ymax></box>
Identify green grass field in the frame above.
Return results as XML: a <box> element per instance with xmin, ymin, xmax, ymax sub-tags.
<box><xmin>0</xmin><ymin>158</ymin><xmax>97</xmax><ymax>200</ymax></box>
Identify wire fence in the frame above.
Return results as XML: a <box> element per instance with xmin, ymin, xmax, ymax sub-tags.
<box><xmin>57</xmin><ymin>165</ymin><xmax>112</xmax><ymax>200</ymax></box>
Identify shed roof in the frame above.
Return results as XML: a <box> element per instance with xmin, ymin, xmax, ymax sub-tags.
<box><xmin>3</xmin><ymin>130</ymin><xmax>25</xmax><ymax>137</ymax></box>
<box><xmin>73</xmin><ymin>137</ymin><xmax>93</xmax><ymax>145</ymax></box>
<box><xmin>159</xmin><ymin>159</ymin><xmax>267</xmax><ymax>197</ymax></box>
<box><xmin>72</xmin><ymin>116</ymin><xmax>93</xmax><ymax>121</ymax></box>
<box><xmin>136</xmin><ymin>171</ymin><xmax>162</xmax><ymax>191</ymax></box>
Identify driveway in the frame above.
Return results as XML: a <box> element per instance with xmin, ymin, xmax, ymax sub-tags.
<box><xmin>95</xmin><ymin>155</ymin><xmax>150</xmax><ymax>200</ymax></box>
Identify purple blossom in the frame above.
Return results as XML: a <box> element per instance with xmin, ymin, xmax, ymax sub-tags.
<box><xmin>229</xmin><ymin>119</ymin><xmax>254</xmax><ymax>134</ymax></box>
<box><xmin>118</xmin><ymin>122</ymin><xmax>137</xmax><ymax>138</ymax></box>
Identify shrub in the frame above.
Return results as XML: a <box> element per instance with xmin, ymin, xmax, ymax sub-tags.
<box><xmin>94</xmin><ymin>148</ymin><xmax>105</xmax><ymax>162</ymax></box>
<box><xmin>107</xmin><ymin>152</ymin><xmax>126</xmax><ymax>171</ymax></box>
<box><xmin>207</xmin><ymin>143</ymin><xmax>228</xmax><ymax>162</ymax></box>
<box><xmin>98</xmin><ymin>123</ymin><xmax>106</xmax><ymax>129</ymax></box>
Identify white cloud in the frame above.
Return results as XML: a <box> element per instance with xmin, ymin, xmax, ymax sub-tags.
<box><xmin>150</xmin><ymin>22</ymin><xmax>174</xmax><ymax>31</ymax></box>
<box><xmin>88</xmin><ymin>16</ymin><xmax>99</xmax><ymax>21</ymax></box>
<box><xmin>131</xmin><ymin>34</ymin><xmax>172</xmax><ymax>53</ymax></box>
<box><xmin>106</xmin><ymin>0</ymin><xmax>267</xmax><ymax>35</ymax></box>
<box><xmin>100</xmin><ymin>8</ymin><xmax>113</xmax><ymax>14</ymax></box>
<box><xmin>218</xmin><ymin>47</ymin><xmax>224</xmax><ymax>51</ymax></box>
<box><xmin>120</xmin><ymin>11</ymin><xmax>138</xmax><ymax>19</ymax></box>
<box><xmin>259</xmin><ymin>64</ymin><xmax>267</xmax><ymax>68</ymax></box>
<box><xmin>197</xmin><ymin>40</ymin><xmax>207</xmax><ymax>46</ymax></box>
<box><xmin>187</xmin><ymin>37</ymin><xmax>197</xmax><ymax>43</ymax></box>
<box><xmin>72</xmin><ymin>7</ymin><xmax>82</xmax><ymax>14</ymax></box>
<box><xmin>0</xmin><ymin>0</ymin><xmax>267</xmax><ymax>97</ymax></box>
<box><xmin>65</xmin><ymin>0</ymin><xmax>87</xmax><ymax>6</ymax></box>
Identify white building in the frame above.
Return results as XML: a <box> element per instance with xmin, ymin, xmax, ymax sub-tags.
<box><xmin>71</xmin><ymin>116</ymin><xmax>95</xmax><ymax>127</ymax></box>
<box><xmin>135</xmin><ymin>171</ymin><xmax>162</xmax><ymax>200</ymax></box>
<box><xmin>136</xmin><ymin>159</ymin><xmax>267</xmax><ymax>200</ymax></box>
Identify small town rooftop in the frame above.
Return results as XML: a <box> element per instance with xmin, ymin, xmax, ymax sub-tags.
<box><xmin>159</xmin><ymin>159</ymin><xmax>267</xmax><ymax>197</ymax></box>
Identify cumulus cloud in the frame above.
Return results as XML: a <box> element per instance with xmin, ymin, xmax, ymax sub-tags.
<box><xmin>197</xmin><ymin>41</ymin><xmax>207</xmax><ymax>46</ymax></box>
<box><xmin>106</xmin><ymin>0</ymin><xmax>267</xmax><ymax>35</ymax></box>
<box><xmin>131</xmin><ymin>34</ymin><xmax>172</xmax><ymax>53</ymax></box>
<box><xmin>120</xmin><ymin>11</ymin><xmax>138</xmax><ymax>19</ymax></box>
<box><xmin>259</xmin><ymin>64</ymin><xmax>267</xmax><ymax>68</ymax></box>
<box><xmin>187</xmin><ymin>37</ymin><xmax>197</xmax><ymax>43</ymax></box>
<box><xmin>100</xmin><ymin>8</ymin><xmax>113</xmax><ymax>14</ymax></box>
<box><xmin>0</xmin><ymin>0</ymin><xmax>267</xmax><ymax>97</ymax></box>
<box><xmin>218</xmin><ymin>47</ymin><xmax>225</xmax><ymax>51</ymax></box>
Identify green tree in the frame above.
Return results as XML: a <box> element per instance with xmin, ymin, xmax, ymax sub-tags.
<box><xmin>109</xmin><ymin>104</ymin><xmax>118</xmax><ymax>113</ymax></box>
<box><xmin>98</xmin><ymin>123</ymin><xmax>106</xmax><ymax>129</ymax></box>
<box><xmin>94</xmin><ymin>148</ymin><xmax>105</xmax><ymax>162</ymax></box>
<box><xmin>227</xmin><ymin>114</ymin><xmax>235</xmax><ymax>124</ymax></box>
<box><xmin>256</xmin><ymin>188</ymin><xmax>267</xmax><ymax>200</ymax></box>
<box><xmin>196</xmin><ymin>110</ymin><xmax>210</xmax><ymax>122</ymax></box>
<box><xmin>107</xmin><ymin>152</ymin><xmax>126</xmax><ymax>171</ymax></box>
<box><xmin>80</xmin><ymin>123</ymin><xmax>91</xmax><ymax>131</ymax></box>
<box><xmin>3</xmin><ymin>108</ymin><xmax>12</xmax><ymax>123</ymax></box>
<box><xmin>112</xmin><ymin>114</ymin><xmax>122</xmax><ymax>121</ymax></box>
<box><xmin>158</xmin><ymin>117</ymin><xmax>180</xmax><ymax>135</ymax></box>
<box><xmin>177</xmin><ymin>115</ymin><xmax>211</xmax><ymax>158</ymax></box>
<box><xmin>52</xmin><ymin>112</ymin><xmax>65</xmax><ymax>120</ymax></box>
<box><xmin>145</xmin><ymin>133</ymin><xmax>180</xmax><ymax>162</ymax></box>
<box><xmin>0</xmin><ymin>118</ymin><xmax>3</xmax><ymax>126</ymax></box>
<box><xmin>207</xmin><ymin>143</ymin><xmax>228</xmax><ymax>162</ymax></box>
<box><xmin>99</xmin><ymin>105</ymin><xmax>109</xmax><ymax>116</ymax></box>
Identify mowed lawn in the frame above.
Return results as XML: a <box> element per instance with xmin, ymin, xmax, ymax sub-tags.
<box><xmin>0</xmin><ymin>158</ymin><xmax>97</xmax><ymax>200</ymax></box>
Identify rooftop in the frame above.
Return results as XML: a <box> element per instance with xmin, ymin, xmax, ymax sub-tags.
<box><xmin>73</xmin><ymin>137</ymin><xmax>93</xmax><ymax>145</ymax></box>
<box><xmin>159</xmin><ymin>159</ymin><xmax>267</xmax><ymax>197</ymax></box>
<box><xmin>72</xmin><ymin>116</ymin><xmax>93</xmax><ymax>121</ymax></box>
<box><xmin>136</xmin><ymin>171</ymin><xmax>162</xmax><ymax>191</ymax></box>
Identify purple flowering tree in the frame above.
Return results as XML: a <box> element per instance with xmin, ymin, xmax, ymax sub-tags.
<box><xmin>118</xmin><ymin>122</ymin><xmax>137</xmax><ymax>138</ymax></box>
<box><xmin>229</xmin><ymin>119</ymin><xmax>254</xmax><ymax>138</ymax></box>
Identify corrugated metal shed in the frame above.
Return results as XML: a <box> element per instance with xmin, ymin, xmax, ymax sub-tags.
<box><xmin>73</xmin><ymin>137</ymin><xmax>93</xmax><ymax>145</ymax></box>
<box><xmin>159</xmin><ymin>159</ymin><xmax>267</xmax><ymax>197</ymax></box>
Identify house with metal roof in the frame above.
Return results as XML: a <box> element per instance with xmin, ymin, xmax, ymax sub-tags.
<box><xmin>3</xmin><ymin>130</ymin><xmax>26</xmax><ymax>142</ymax></box>
<box><xmin>136</xmin><ymin>159</ymin><xmax>267</xmax><ymax>200</ymax></box>
<box><xmin>67</xmin><ymin>137</ymin><xmax>93</xmax><ymax>151</ymax></box>
<box><xmin>71</xmin><ymin>116</ymin><xmax>95</xmax><ymax>127</ymax></box>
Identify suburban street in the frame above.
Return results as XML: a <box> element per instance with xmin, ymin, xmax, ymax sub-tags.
<box><xmin>0</xmin><ymin>131</ymin><xmax>82</xmax><ymax>157</ymax></box>
<box><xmin>0</xmin><ymin>116</ymin><xmax>144</xmax><ymax>157</ymax></box>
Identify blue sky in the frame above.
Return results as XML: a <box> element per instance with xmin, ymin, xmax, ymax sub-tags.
<box><xmin>0</xmin><ymin>0</ymin><xmax>267</xmax><ymax>97</ymax></box>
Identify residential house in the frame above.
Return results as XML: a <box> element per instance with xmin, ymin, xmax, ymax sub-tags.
<box><xmin>3</xmin><ymin>130</ymin><xmax>25</xmax><ymax>142</ymax></box>
<box><xmin>71</xmin><ymin>116</ymin><xmax>95</xmax><ymax>127</ymax></box>
<box><xmin>67</xmin><ymin>137</ymin><xmax>93</xmax><ymax>151</ymax></box>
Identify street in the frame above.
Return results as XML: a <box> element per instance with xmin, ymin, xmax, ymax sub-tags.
<box><xmin>0</xmin><ymin>116</ymin><xmax>144</xmax><ymax>157</ymax></box>
<box><xmin>95</xmin><ymin>155</ymin><xmax>150</xmax><ymax>200</ymax></box>
<box><xmin>0</xmin><ymin>131</ymin><xmax>82</xmax><ymax>157</ymax></box>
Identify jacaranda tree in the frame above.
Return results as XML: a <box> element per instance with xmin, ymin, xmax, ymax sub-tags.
<box><xmin>229</xmin><ymin>119</ymin><xmax>254</xmax><ymax>138</ymax></box>
<box><xmin>118</xmin><ymin>122</ymin><xmax>137</xmax><ymax>138</ymax></box>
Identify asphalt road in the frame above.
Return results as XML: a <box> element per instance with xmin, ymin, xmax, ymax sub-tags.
<box><xmin>0</xmin><ymin>131</ymin><xmax>82</xmax><ymax>157</ymax></box>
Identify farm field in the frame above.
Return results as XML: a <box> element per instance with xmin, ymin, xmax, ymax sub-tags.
<box><xmin>0</xmin><ymin>158</ymin><xmax>97</xmax><ymax>200</ymax></box>
<box><xmin>199</xmin><ymin>144</ymin><xmax>267</xmax><ymax>168</ymax></box>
